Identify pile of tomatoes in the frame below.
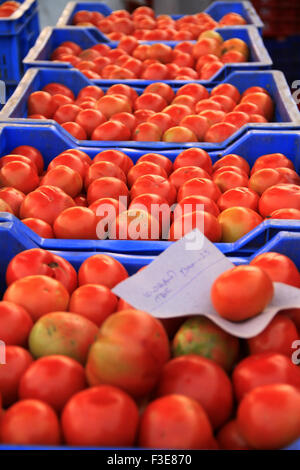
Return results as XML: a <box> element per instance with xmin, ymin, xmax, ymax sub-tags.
<box><xmin>0</xmin><ymin>1</ymin><xmax>20</xmax><ymax>18</ymax></box>
<box><xmin>0</xmin><ymin>247</ymin><xmax>300</xmax><ymax>449</ymax></box>
<box><xmin>71</xmin><ymin>6</ymin><xmax>247</xmax><ymax>41</ymax></box>
<box><xmin>26</xmin><ymin>82</ymin><xmax>272</xmax><ymax>143</ymax></box>
<box><xmin>1</xmin><ymin>144</ymin><xmax>300</xmax><ymax>243</ymax></box>
<box><xmin>51</xmin><ymin>33</ymin><xmax>249</xmax><ymax>81</ymax></box>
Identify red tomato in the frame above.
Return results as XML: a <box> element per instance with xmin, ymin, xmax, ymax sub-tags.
<box><xmin>28</xmin><ymin>91</ymin><xmax>57</xmax><ymax>118</ymax></box>
<box><xmin>233</xmin><ymin>352</ymin><xmax>300</xmax><ymax>402</ymax></box>
<box><xmin>43</xmin><ymin>83</ymin><xmax>75</xmax><ymax>100</ymax></box>
<box><xmin>210</xmin><ymin>83</ymin><xmax>240</xmax><ymax>103</ymax></box>
<box><xmin>61</xmin><ymin>122</ymin><xmax>87</xmax><ymax>141</ymax></box>
<box><xmin>195</xmin><ymin>99</ymin><xmax>222</xmax><ymax>114</ymax></box>
<box><xmin>20</xmin><ymin>185</ymin><xmax>75</xmax><ymax>225</ymax></box>
<box><xmin>213</xmin><ymin>169</ymin><xmax>249</xmax><ymax>193</ymax></box>
<box><xmin>129</xmin><ymin>193</ymin><xmax>171</xmax><ymax>237</ymax></box>
<box><xmin>133</xmin><ymin>122</ymin><xmax>162</xmax><ymax>141</ymax></box>
<box><xmin>163</xmin><ymin>104</ymin><xmax>192</xmax><ymax>125</ymax></box>
<box><xmin>211</xmin><ymin>265</ymin><xmax>274</xmax><ymax>322</ymax></box>
<box><xmin>224</xmin><ymin>111</ymin><xmax>249</xmax><ymax>128</ymax></box>
<box><xmin>0</xmin><ymin>161</ymin><xmax>39</xmax><ymax>194</ymax></box>
<box><xmin>250</xmin><ymin>252</ymin><xmax>300</xmax><ymax>288</ymax></box>
<box><xmin>144</xmin><ymin>82</ymin><xmax>175</xmax><ymax>103</ymax></box>
<box><xmin>179</xmin><ymin>115</ymin><xmax>209</xmax><ymax>141</ymax></box>
<box><xmin>218</xmin><ymin>187</ymin><xmax>259</xmax><ymax>211</ymax></box>
<box><xmin>74</xmin><ymin>109</ymin><xmax>106</xmax><ymax>137</ymax></box>
<box><xmin>69</xmin><ymin>284</ymin><xmax>117</xmax><ymax>327</ymax></box>
<box><xmin>170</xmin><ymin>166</ymin><xmax>211</xmax><ymax>191</ymax></box>
<box><xmin>96</xmin><ymin>95</ymin><xmax>131</xmax><ymax>119</ymax></box>
<box><xmin>106</xmin><ymin>83</ymin><xmax>138</xmax><ymax>103</ymax></box>
<box><xmin>137</xmin><ymin>153</ymin><xmax>173</xmax><ymax>176</ymax></box>
<box><xmin>0</xmin><ymin>346</ymin><xmax>33</xmax><ymax>406</ymax></box>
<box><xmin>205</xmin><ymin>122</ymin><xmax>238</xmax><ymax>143</ymax></box>
<box><xmin>163</xmin><ymin>126</ymin><xmax>197</xmax><ymax>143</ymax></box>
<box><xmin>78</xmin><ymin>254</ymin><xmax>128</xmax><ymax>288</ymax></box>
<box><xmin>241</xmin><ymin>92</ymin><xmax>274</xmax><ymax>120</ymax></box>
<box><xmin>89</xmin><ymin>197</ymin><xmax>126</xmax><ymax>235</ymax></box>
<box><xmin>127</xmin><ymin>162</ymin><xmax>167</xmax><ymax>187</ymax></box>
<box><xmin>12</xmin><ymin>145</ymin><xmax>44</xmax><ymax>175</ymax></box>
<box><xmin>131</xmin><ymin>174</ymin><xmax>177</xmax><ymax>206</ymax></box>
<box><xmin>85</xmin><ymin>161</ymin><xmax>126</xmax><ymax>189</ymax></box>
<box><xmin>1</xmin><ymin>399</ymin><xmax>61</xmax><ymax>445</ymax></box>
<box><xmin>53</xmin><ymin>104</ymin><xmax>81</xmax><ymax>124</ymax></box>
<box><xmin>91</xmin><ymin>120</ymin><xmax>131</xmax><ymax>141</ymax></box>
<box><xmin>53</xmin><ymin>207</ymin><xmax>97</xmax><ymax>240</ymax></box>
<box><xmin>176</xmin><ymin>83</ymin><xmax>209</xmax><ymax>101</ymax></box>
<box><xmin>247</xmin><ymin>314</ymin><xmax>299</xmax><ymax>357</ymax></box>
<box><xmin>213</xmin><ymin>154</ymin><xmax>250</xmax><ymax>174</ymax></box>
<box><xmin>6</xmin><ymin>248</ymin><xmax>77</xmax><ymax>294</ymax></box>
<box><xmin>271</xmin><ymin>208</ymin><xmax>300</xmax><ymax>219</ymax></box>
<box><xmin>248</xmin><ymin>168</ymin><xmax>283</xmax><ymax>195</ymax></box>
<box><xmin>138</xmin><ymin>395</ymin><xmax>214</xmax><ymax>449</ymax></box>
<box><xmin>237</xmin><ymin>384</ymin><xmax>300</xmax><ymax>450</ymax></box>
<box><xmin>0</xmin><ymin>198</ymin><xmax>13</xmax><ymax>213</ymax></box>
<box><xmin>210</xmin><ymin>95</ymin><xmax>236</xmax><ymax>113</ymax></box>
<box><xmin>177</xmin><ymin>177</ymin><xmax>221</xmax><ymax>202</ymax></box>
<box><xmin>93</xmin><ymin>149</ymin><xmax>133</xmax><ymax>175</ymax></box>
<box><xmin>218</xmin><ymin>206</ymin><xmax>263</xmax><ymax>242</ymax></box>
<box><xmin>156</xmin><ymin>355</ymin><xmax>233</xmax><ymax>429</ymax></box>
<box><xmin>174</xmin><ymin>195</ymin><xmax>220</xmax><ymax>219</ymax></box>
<box><xmin>134</xmin><ymin>109</ymin><xmax>155</xmax><ymax>126</ymax></box>
<box><xmin>22</xmin><ymin>218</ymin><xmax>54</xmax><ymax>239</ymax></box>
<box><xmin>259</xmin><ymin>184</ymin><xmax>300</xmax><ymax>217</ymax></box>
<box><xmin>61</xmin><ymin>385</ymin><xmax>139</xmax><ymax>446</ymax></box>
<box><xmin>0</xmin><ymin>187</ymin><xmax>25</xmax><ymax>216</ymax></box>
<box><xmin>77</xmin><ymin>85</ymin><xmax>104</xmax><ymax>101</ymax></box>
<box><xmin>110</xmin><ymin>112</ymin><xmax>137</xmax><ymax>132</ymax></box>
<box><xmin>86</xmin><ymin>310</ymin><xmax>170</xmax><ymax>397</ymax></box>
<box><xmin>41</xmin><ymin>165</ymin><xmax>83</xmax><ymax>198</ymax></box>
<box><xmin>4</xmin><ymin>275</ymin><xmax>70</xmax><ymax>322</ymax></box>
<box><xmin>110</xmin><ymin>209</ymin><xmax>161</xmax><ymax>241</ymax></box>
<box><xmin>87</xmin><ymin>177</ymin><xmax>129</xmax><ymax>205</ymax></box>
<box><xmin>169</xmin><ymin>210</ymin><xmax>222</xmax><ymax>242</ymax></box>
<box><xmin>147</xmin><ymin>112</ymin><xmax>175</xmax><ymax>134</ymax></box>
<box><xmin>276</xmin><ymin>167</ymin><xmax>300</xmax><ymax>185</ymax></box>
<box><xmin>55</xmin><ymin>150</ymin><xmax>91</xmax><ymax>172</ymax></box>
<box><xmin>18</xmin><ymin>355</ymin><xmax>86</xmax><ymax>412</ymax></box>
<box><xmin>0</xmin><ymin>154</ymin><xmax>38</xmax><ymax>173</ymax></box>
<box><xmin>217</xmin><ymin>420</ymin><xmax>252</xmax><ymax>450</ymax></box>
<box><xmin>251</xmin><ymin>153</ymin><xmax>294</xmax><ymax>174</ymax></box>
<box><xmin>0</xmin><ymin>301</ymin><xmax>33</xmax><ymax>347</ymax></box>
<box><xmin>141</xmin><ymin>63</ymin><xmax>169</xmax><ymax>80</ymax></box>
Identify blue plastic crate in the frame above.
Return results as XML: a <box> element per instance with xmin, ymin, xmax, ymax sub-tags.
<box><xmin>57</xmin><ymin>1</ymin><xmax>263</xmax><ymax>35</ymax></box>
<box><xmin>0</xmin><ymin>221</ymin><xmax>299</xmax><ymax>450</ymax></box>
<box><xmin>1</xmin><ymin>67</ymin><xmax>299</xmax><ymax>152</ymax></box>
<box><xmin>23</xmin><ymin>26</ymin><xmax>272</xmax><ymax>85</ymax></box>
<box><xmin>0</xmin><ymin>122</ymin><xmax>300</xmax><ymax>256</ymax></box>
<box><xmin>0</xmin><ymin>0</ymin><xmax>40</xmax><ymax>84</ymax></box>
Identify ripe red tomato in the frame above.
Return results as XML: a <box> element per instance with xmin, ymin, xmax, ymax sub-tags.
<box><xmin>87</xmin><ymin>176</ymin><xmax>129</xmax><ymax>205</ymax></box>
<box><xmin>0</xmin><ymin>154</ymin><xmax>38</xmax><ymax>173</ymax></box>
<box><xmin>129</xmin><ymin>193</ymin><xmax>171</xmax><ymax>236</ymax></box>
<box><xmin>248</xmin><ymin>168</ymin><xmax>283</xmax><ymax>195</ymax></box>
<box><xmin>251</xmin><ymin>153</ymin><xmax>294</xmax><ymax>174</ymax></box>
<box><xmin>75</xmin><ymin>109</ymin><xmax>107</xmax><ymax>137</ymax></box>
<box><xmin>53</xmin><ymin>104</ymin><xmax>81</xmax><ymax>124</ymax></box>
<box><xmin>133</xmin><ymin>122</ymin><xmax>162</xmax><ymax>141</ymax></box>
<box><xmin>169</xmin><ymin>210</ymin><xmax>222</xmax><ymax>242</ymax></box>
<box><xmin>110</xmin><ymin>112</ymin><xmax>137</xmax><ymax>132</ymax></box>
<box><xmin>0</xmin><ymin>346</ymin><xmax>33</xmax><ymax>406</ymax></box>
<box><xmin>127</xmin><ymin>162</ymin><xmax>167</xmax><ymax>187</ymax></box>
<box><xmin>247</xmin><ymin>314</ymin><xmax>299</xmax><ymax>357</ymax></box>
<box><xmin>12</xmin><ymin>145</ymin><xmax>44</xmax><ymax>175</ymax></box>
<box><xmin>43</xmin><ymin>83</ymin><xmax>75</xmax><ymax>100</ymax></box>
<box><xmin>78</xmin><ymin>254</ymin><xmax>128</xmax><ymax>288</ymax></box>
<box><xmin>177</xmin><ymin>177</ymin><xmax>221</xmax><ymax>202</ymax></box>
<box><xmin>91</xmin><ymin>120</ymin><xmax>131</xmax><ymax>141</ymax></box>
<box><xmin>213</xmin><ymin>169</ymin><xmax>249</xmax><ymax>193</ymax></box>
<box><xmin>237</xmin><ymin>384</ymin><xmax>300</xmax><ymax>450</ymax></box>
<box><xmin>61</xmin><ymin>122</ymin><xmax>87</xmax><ymax>140</ymax></box>
<box><xmin>86</xmin><ymin>310</ymin><xmax>170</xmax><ymax>397</ymax></box>
<box><xmin>0</xmin><ymin>161</ymin><xmax>39</xmax><ymax>194</ymax></box>
<box><xmin>241</xmin><ymin>92</ymin><xmax>274</xmax><ymax>120</ymax></box>
<box><xmin>6</xmin><ymin>248</ymin><xmax>77</xmax><ymax>294</ymax></box>
<box><xmin>169</xmin><ymin>166</ymin><xmax>211</xmax><ymax>190</ymax></box>
<box><xmin>210</xmin><ymin>83</ymin><xmax>240</xmax><ymax>103</ymax></box>
<box><xmin>176</xmin><ymin>83</ymin><xmax>209</xmax><ymax>101</ymax></box>
<box><xmin>144</xmin><ymin>82</ymin><xmax>175</xmax><ymax>103</ymax></box>
<box><xmin>213</xmin><ymin>154</ymin><xmax>250</xmax><ymax>175</ymax></box>
<box><xmin>18</xmin><ymin>355</ymin><xmax>86</xmax><ymax>412</ymax></box>
<box><xmin>233</xmin><ymin>352</ymin><xmax>300</xmax><ymax>402</ymax></box>
<box><xmin>179</xmin><ymin>115</ymin><xmax>209</xmax><ymax>140</ymax></box>
<box><xmin>217</xmin><ymin>187</ymin><xmax>259</xmax><ymax>211</ymax></box>
<box><xmin>259</xmin><ymin>184</ymin><xmax>300</xmax><ymax>217</ymax></box>
<box><xmin>163</xmin><ymin>104</ymin><xmax>192</xmax><ymax>125</ymax></box>
<box><xmin>77</xmin><ymin>85</ymin><xmax>104</xmax><ymax>101</ymax></box>
<box><xmin>0</xmin><ymin>197</ymin><xmax>13</xmax><ymax>213</ymax></box>
<box><xmin>156</xmin><ymin>355</ymin><xmax>233</xmax><ymax>429</ymax></box>
<box><xmin>20</xmin><ymin>185</ymin><xmax>75</xmax><ymax>225</ymax></box>
<box><xmin>69</xmin><ymin>284</ymin><xmax>118</xmax><ymax>327</ymax></box>
<box><xmin>218</xmin><ymin>206</ymin><xmax>263</xmax><ymax>242</ymax></box>
<box><xmin>54</xmin><ymin>207</ymin><xmax>98</xmax><ymax>240</ymax></box>
<box><xmin>205</xmin><ymin>122</ymin><xmax>238</xmax><ymax>143</ymax></box>
<box><xmin>48</xmin><ymin>153</ymin><xmax>88</xmax><ymax>179</ymax></box>
<box><xmin>163</xmin><ymin>126</ymin><xmax>197</xmax><ymax>143</ymax></box>
<box><xmin>1</xmin><ymin>399</ymin><xmax>61</xmax><ymax>445</ymax></box>
<box><xmin>22</xmin><ymin>218</ymin><xmax>54</xmax><ymax>238</ymax></box>
<box><xmin>217</xmin><ymin>420</ymin><xmax>252</xmax><ymax>450</ymax></box>
<box><xmin>131</xmin><ymin>174</ymin><xmax>177</xmax><ymax>206</ymax></box>
<box><xmin>271</xmin><ymin>208</ymin><xmax>300</xmax><ymax>219</ymax></box>
<box><xmin>137</xmin><ymin>153</ymin><xmax>173</xmax><ymax>176</ymax></box>
<box><xmin>0</xmin><ymin>187</ymin><xmax>25</xmax><ymax>216</ymax></box>
<box><xmin>4</xmin><ymin>275</ymin><xmax>70</xmax><ymax>322</ymax></box>
<box><xmin>28</xmin><ymin>91</ymin><xmax>57</xmax><ymax>118</ymax></box>
<box><xmin>85</xmin><ymin>161</ymin><xmax>126</xmax><ymax>189</ymax></box>
<box><xmin>62</xmin><ymin>386</ymin><xmax>138</xmax><ymax>446</ymax></box>
<box><xmin>94</xmin><ymin>149</ymin><xmax>133</xmax><ymax>175</ymax></box>
<box><xmin>96</xmin><ymin>95</ymin><xmax>131</xmax><ymax>119</ymax></box>
<box><xmin>250</xmin><ymin>252</ymin><xmax>300</xmax><ymax>288</ymax></box>
<box><xmin>210</xmin><ymin>95</ymin><xmax>236</xmax><ymax>113</ymax></box>
<box><xmin>138</xmin><ymin>395</ymin><xmax>214</xmax><ymax>449</ymax></box>
<box><xmin>0</xmin><ymin>301</ymin><xmax>33</xmax><ymax>347</ymax></box>
<box><xmin>211</xmin><ymin>266</ymin><xmax>274</xmax><ymax>322</ymax></box>
<box><xmin>89</xmin><ymin>197</ymin><xmax>126</xmax><ymax>234</ymax></box>
<box><xmin>110</xmin><ymin>209</ymin><xmax>160</xmax><ymax>241</ymax></box>
<box><xmin>41</xmin><ymin>165</ymin><xmax>83</xmax><ymax>198</ymax></box>
<box><xmin>134</xmin><ymin>93</ymin><xmax>167</xmax><ymax>113</ymax></box>
<box><xmin>174</xmin><ymin>195</ymin><xmax>220</xmax><ymax>219</ymax></box>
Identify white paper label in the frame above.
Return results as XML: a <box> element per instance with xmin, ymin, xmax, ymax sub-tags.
<box><xmin>113</xmin><ymin>230</ymin><xmax>300</xmax><ymax>338</ymax></box>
